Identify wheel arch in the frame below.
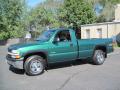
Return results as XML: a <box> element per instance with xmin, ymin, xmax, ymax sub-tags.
<box><xmin>23</xmin><ymin>51</ymin><xmax>48</xmax><ymax>65</ymax></box>
<box><xmin>93</xmin><ymin>45</ymin><xmax>107</xmax><ymax>58</ymax></box>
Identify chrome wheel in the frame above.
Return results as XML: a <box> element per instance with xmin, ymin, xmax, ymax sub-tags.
<box><xmin>96</xmin><ymin>52</ymin><xmax>104</xmax><ymax>63</ymax></box>
<box><xmin>24</xmin><ymin>55</ymin><xmax>45</xmax><ymax>76</ymax></box>
<box><xmin>93</xmin><ymin>50</ymin><xmax>105</xmax><ymax>65</ymax></box>
<box><xmin>30</xmin><ymin>60</ymin><xmax>43</xmax><ymax>74</ymax></box>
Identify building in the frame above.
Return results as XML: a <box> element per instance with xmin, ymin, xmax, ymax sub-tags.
<box><xmin>81</xmin><ymin>4</ymin><xmax>120</xmax><ymax>40</ymax></box>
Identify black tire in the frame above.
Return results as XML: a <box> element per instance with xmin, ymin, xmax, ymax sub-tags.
<box><xmin>24</xmin><ymin>55</ymin><xmax>45</xmax><ymax>76</ymax></box>
<box><xmin>92</xmin><ymin>50</ymin><xmax>105</xmax><ymax>65</ymax></box>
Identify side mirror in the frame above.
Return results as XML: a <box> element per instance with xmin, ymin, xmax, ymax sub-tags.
<box><xmin>53</xmin><ymin>38</ymin><xmax>60</xmax><ymax>44</ymax></box>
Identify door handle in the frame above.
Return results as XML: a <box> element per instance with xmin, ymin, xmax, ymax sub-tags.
<box><xmin>70</xmin><ymin>43</ymin><xmax>73</xmax><ymax>47</ymax></box>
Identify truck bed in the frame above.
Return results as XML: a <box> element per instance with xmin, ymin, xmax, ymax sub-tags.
<box><xmin>77</xmin><ymin>38</ymin><xmax>113</xmax><ymax>59</ymax></box>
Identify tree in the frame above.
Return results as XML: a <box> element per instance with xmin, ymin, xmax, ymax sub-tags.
<box><xmin>59</xmin><ymin>0</ymin><xmax>97</xmax><ymax>31</ymax></box>
<box><xmin>28</xmin><ymin>7</ymin><xmax>55</xmax><ymax>31</ymax></box>
<box><xmin>0</xmin><ymin>0</ymin><xmax>26</xmax><ymax>40</ymax></box>
<box><xmin>90</xmin><ymin>0</ymin><xmax>120</xmax><ymax>22</ymax></box>
<box><xmin>28</xmin><ymin>0</ymin><xmax>63</xmax><ymax>32</ymax></box>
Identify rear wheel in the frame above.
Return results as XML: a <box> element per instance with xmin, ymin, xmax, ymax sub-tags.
<box><xmin>92</xmin><ymin>50</ymin><xmax>105</xmax><ymax>65</ymax></box>
<box><xmin>24</xmin><ymin>55</ymin><xmax>45</xmax><ymax>76</ymax></box>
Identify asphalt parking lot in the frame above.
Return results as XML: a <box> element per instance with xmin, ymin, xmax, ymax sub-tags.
<box><xmin>0</xmin><ymin>46</ymin><xmax>120</xmax><ymax>90</ymax></box>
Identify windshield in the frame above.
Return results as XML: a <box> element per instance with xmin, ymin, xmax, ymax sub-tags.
<box><xmin>36</xmin><ymin>30</ymin><xmax>56</xmax><ymax>41</ymax></box>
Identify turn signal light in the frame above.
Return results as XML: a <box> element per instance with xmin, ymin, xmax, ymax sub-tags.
<box><xmin>15</xmin><ymin>55</ymin><xmax>20</xmax><ymax>59</ymax></box>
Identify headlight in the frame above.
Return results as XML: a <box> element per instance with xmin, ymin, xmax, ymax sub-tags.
<box><xmin>9</xmin><ymin>50</ymin><xmax>20</xmax><ymax>59</ymax></box>
<box><xmin>11</xmin><ymin>50</ymin><xmax>20</xmax><ymax>55</ymax></box>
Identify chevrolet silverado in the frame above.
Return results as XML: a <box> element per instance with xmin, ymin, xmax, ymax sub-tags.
<box><xmin>6</xmin><ymin>28</ymin><xmax>113</xmax><ymax>76</ymax></box>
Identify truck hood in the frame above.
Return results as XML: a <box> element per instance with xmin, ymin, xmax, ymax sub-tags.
<box><xmin>8</xmin><ymin>41</ymin><xmax>47</xmax><ymax>51</ymax></box>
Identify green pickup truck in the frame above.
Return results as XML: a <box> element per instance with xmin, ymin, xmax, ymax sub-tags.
<box><xmin>6</xmin><ymin>28</ymin><xmax>113</xmax><ymax>76</ymax></box>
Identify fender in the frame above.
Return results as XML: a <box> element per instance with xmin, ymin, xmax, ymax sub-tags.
<box><xmin>22</xmin><ymin>50</ymin><xmax>48</xmax><ymax>63</ymax></box>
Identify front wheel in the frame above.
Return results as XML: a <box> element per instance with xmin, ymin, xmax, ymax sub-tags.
<box><xmin>92</xmin><ymin>50</ymin><xmax>105</xmax><ymax>65</ymax></box>
<box><xmin>24</xmin><ymin>55</ymin><xmax>45</xmax><ymax>76</ymax></box>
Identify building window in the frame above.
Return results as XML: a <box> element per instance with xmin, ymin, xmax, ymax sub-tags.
<box><xmin>97</xmin><ymin>28</ymin><xmax>102</xmax><ymax>38</ymax></box>
<box><xmin>86</xmin><ymin>29</ymin><xmax>90</xmax><ymax>39</ymax></box>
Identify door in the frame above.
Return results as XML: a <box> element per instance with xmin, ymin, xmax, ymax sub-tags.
<box><xmin>49</xmin><ymin>30</ymin><xmax>77</xmax><ymax>63</ymax></box>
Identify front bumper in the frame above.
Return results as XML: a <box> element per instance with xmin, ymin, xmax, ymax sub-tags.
<box><xmin>6</xmin><ymin>55</ymin><xmax>24</xmax><ymax>69</ymax></box>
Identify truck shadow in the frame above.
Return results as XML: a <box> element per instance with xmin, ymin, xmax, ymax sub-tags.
<box><xmin>9</xmin><ymin>66</ymin><xmax>25</xmax><ymax>75</ymax></box>
<box><xmin>47</xmin><ymin>59</ymin><xmax>89</xmax><ymax>70</ymax></box>
<box><xmin>9</xmin><ymin>59</ymin><xmax>90</xmax><ymax>75</ymax></box>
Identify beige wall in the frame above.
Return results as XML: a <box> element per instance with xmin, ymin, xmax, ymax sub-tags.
<box><xmin>116</xmin><ymin>23</ymin><xmax>120</xmax><ymax>35</ymax></box>
<box><xmin>81</xmin><ymin>22</ymin><xmax>120</xmax><ymax>39</ymax></box>
<box><xmin>81</xmin><ymin>4</ymin><xmax>120</xmax><ymax>39</ymax></box>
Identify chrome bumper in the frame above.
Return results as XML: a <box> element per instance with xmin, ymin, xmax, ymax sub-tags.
<box><xmin>6</xmin><ymin>55</ymin><xmax>24</xmax><ymax>69</ymax></box>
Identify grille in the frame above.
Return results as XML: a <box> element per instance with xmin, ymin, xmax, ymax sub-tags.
<box><xmin>7</xmin><ymin>54</ymin><xmax>12</xmax><ymax>58</ymax></box>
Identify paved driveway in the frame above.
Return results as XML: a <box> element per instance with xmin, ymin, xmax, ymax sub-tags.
<box><xmin>0</xmin><ymin>46</ymin><xmax>120</xmax><ymax>90</ymax></box>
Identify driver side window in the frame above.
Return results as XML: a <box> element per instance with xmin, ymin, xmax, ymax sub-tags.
<box><xmin>55</xmin><ymin>30</ymin><xmax>71</xmax><ymax>42</ymax></box>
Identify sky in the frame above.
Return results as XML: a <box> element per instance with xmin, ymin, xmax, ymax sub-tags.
<box><xmin>94</xmin><ymin>3</ymin><xmax>103</xmax><ymax>16</ymax></box>
<box><xmin>27</xmin><ymin>0</ymin><xmax>45</xmax><ymax>7</ymax></box>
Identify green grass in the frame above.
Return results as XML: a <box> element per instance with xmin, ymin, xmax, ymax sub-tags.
<box><xmin>113</xmin><ymin>43</ymin><xmax>120</xmax><ymax>48</ymax></box>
